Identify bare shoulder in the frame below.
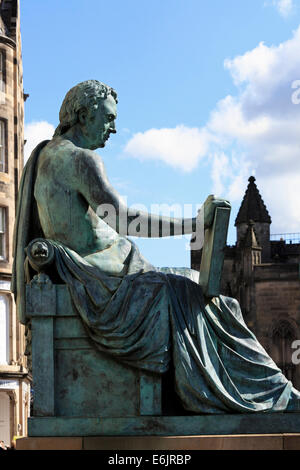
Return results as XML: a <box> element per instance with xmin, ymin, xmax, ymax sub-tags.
<box><xmin>72</xmin><ymin>145</ymin><xmax>107</xmax><ymax>178</ymax></box>
<box><xmin>42</xmin><ymin>138</ymin><xmax>105</xmax><ymax>173</ymax></box>
<box><xmin>76</xmin><ymin>146</ymin><xmax>104</xmax><ymax>164</ymax></box>
<box><xmin>37</xmin><ymin>138</ymin><xmax>108</xmax><ymax>194</ymax></box>
<box><xmin>38</xmin><ymin>137</ymin><xmax>76</xmax><ymax>161</ymax></box>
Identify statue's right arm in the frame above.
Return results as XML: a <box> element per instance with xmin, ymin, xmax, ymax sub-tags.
<box><xmin>74</xmin><ymin>150</ymin><xmax>196</xmax><ymax>238</ymax></box>
<box><xmin>74</xmin><ymin>149</ymin><xmax>125</xmax><ymax>218</ymax></box>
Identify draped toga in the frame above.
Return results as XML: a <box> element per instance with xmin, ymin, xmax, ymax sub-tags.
<box><xmin>12</xmin><ymin>141</ymin><xmax>300</xmax><ymax>414</ymax></box>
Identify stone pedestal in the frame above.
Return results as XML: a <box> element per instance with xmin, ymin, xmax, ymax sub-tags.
<box><xmin>26</xmin><ymin>413</ymin><xmax>300</xmax><ymax>437</ymax></box>
<box><xmin>22</xmin><ymin>256</ymin><xmax>300</xmax><ymax>452</ymax></box>
<box><xmin>15</xmin><ymin>433</ymin><xmax>300</xmax><ymax>450</ymax></box>
<box><xmin>26</xmin><ymin>281</ymin><xmax>161</xmax><ymax>422</ymax></box>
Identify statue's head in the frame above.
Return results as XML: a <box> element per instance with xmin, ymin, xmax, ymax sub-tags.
<box><xmin>54</xmin><ymin>80</ymin><xmax>118</xmax><ymax>149</ymax></box>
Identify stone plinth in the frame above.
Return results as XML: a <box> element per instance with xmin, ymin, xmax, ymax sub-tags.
<box><xmin>26</xmin><ymin>282</ymin><xmax>161</xmax><ymax>420</ymax></box>
<box><xmin>15</xmin><ymin>434</ymin><xmax>300</xmax><ymax>450</ymax></box>
<box><xmin>27</xmin><ymin>413</ymin><xmax>300</xmax><ymax>437</ymax></box>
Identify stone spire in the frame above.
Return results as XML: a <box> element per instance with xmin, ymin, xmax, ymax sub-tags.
<box><xmin>240</xmin><ymin>220</ymin><xmax>260</xmax><ymax>249</ymax></box>
<box><xmin>235</xmin><ymin>176</ymin><xmax>271</xmax><ymax>226</ymax></box>
<box><xmin>235</xmin><ymin>176</ymin><xmax>271</xmax><ymax>262</ymax></box>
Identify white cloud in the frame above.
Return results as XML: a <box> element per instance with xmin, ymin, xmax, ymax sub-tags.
<box><xmin>264</xmin><ymin>0</ymin><xmax>295</xmax><ymax>17</ymax></box>
<box><xmin>124</xmin><ymin>125</ymin><xmax>211</xmax><ymax>172</ymax></box>
<box><xmin>124</xmin><ymin>25</ymin><xmax>300</xmax><ymax>234</ymax></box>
<box><xmin>205</xmin><ymin>26</ymin><xmax>300</xmax><ymax>232</ymax></box>
<box><xmin>272</xmin><ymin>0</ymin><xmax>294</xmax><ymax>17</ymax></box>
<box><xmin>261</xmin><ymin>173</ymin><xmax>300</xmax><ymax>232</ymax></box>
<box><xmin>24</xmin><ymin>121</ymin><xmax>55</xmax><ymax>162</ymax></box>
<box><xmin>211</xmin><ymin>152</ymin><xmax>230</xmax><ymax>196</ymax></box>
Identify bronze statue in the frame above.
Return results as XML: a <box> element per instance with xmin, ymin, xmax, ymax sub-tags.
<box><xmin>12</xmin><ymin>80</ymin><xmax>300</xmax><ymax>414</ymax></box>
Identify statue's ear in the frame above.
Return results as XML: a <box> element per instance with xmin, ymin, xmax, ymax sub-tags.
<box><xmin>78</xmin><ymin>108</ymin><xmax>88</xmax><ymax>125</ymax></box>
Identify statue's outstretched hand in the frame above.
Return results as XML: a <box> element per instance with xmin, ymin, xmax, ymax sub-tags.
<box><xmin>203</xmin><ymin>195</ymin><xmax>231</xmax><ymax>229</ymax></box>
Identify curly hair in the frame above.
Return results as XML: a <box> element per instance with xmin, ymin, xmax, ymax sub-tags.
<box><xmin>53</xmin><ymin>80</ymin><xmax>118</xmax><ymax>137</ymax></box>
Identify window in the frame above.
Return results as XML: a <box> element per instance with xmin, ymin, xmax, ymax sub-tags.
<box><xmin>0</xmin><ymin>207</ymin><xmax>6</xmax><ymax>260</ymax></box>
<box><xmin>272</xmin><ymin>320</ymin><xmax>296</xmax><ymax>383</ymax></box>
<box><xmin>0</xmin><ymin>294</ymin><xmax>9</xmax><ymax>364</ymax></box>
<box><xmin>0</xmin><ymin>121</ymin><xmax>6</xmax><ymax>172</ymax></box>
<box><xmin>0</xmin><ymin>51</ymin><xmax>4</xmax><ymax>93</ymax></box>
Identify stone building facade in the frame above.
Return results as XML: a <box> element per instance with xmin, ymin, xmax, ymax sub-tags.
<box><xmin>191</xmin><ymin>176</ymin><xmax>300</xmax><ymax>390</ymax></box>
<box><xmin>0</xmin><ymin>0</ymin><xmax>29</xmax><ymax>447</ymax></box>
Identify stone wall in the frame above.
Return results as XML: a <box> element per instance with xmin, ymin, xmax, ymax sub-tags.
<box><xmin>252</xmin><ymin>264</ymin><xmax>300</xmax><ymax>389</ymax></box>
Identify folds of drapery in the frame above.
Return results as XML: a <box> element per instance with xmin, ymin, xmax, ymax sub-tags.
<box><xmin>12</xmin><ymin>141</ymin><xmax>300</xmax><ymax>414</ymax></box>
<box><xmin>51</xmin><ymin>241</ymin><xmax>172</xmax><ymax>374</ymax></box>
<box><xmin>45</xmin><ymin>240</ymin><xmax>299</xmax><ymax>413</ymax></box>
<box><xmin>12</xmin><ymin>140</ymin><xmax>50</xmax><ymax>325</ymax></box>
<box><xmin>165</xmin><ymin>275</ymin><xmax>296</xmax><ymax>413</ymax></box>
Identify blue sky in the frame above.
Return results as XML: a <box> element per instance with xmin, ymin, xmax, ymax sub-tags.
<box><xmin>20</xmin><ymin>0</ymin><xmax>300</xmax><ymax>267</ymax></box>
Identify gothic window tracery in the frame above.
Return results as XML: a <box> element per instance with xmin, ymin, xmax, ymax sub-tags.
<box><xmin>272</xmin><ymin>320</ymin><xmax>296</xmax><ymax>382</ymax></box>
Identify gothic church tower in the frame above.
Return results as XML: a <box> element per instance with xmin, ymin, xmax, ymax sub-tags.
<box><xmin>235</xmin><ymin>176</ymin><xmax>272</xmax><ymax>262</ymax></box>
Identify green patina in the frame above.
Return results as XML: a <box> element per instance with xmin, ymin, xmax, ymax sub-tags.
<box><xmin>11</xmin><ymin>80</ymin><xmax>300</xmax><ymax>436</ymax></box>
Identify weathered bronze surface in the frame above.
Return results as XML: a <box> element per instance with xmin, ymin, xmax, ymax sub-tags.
<box><xmin>11</xmin><ymin>81</ymin><xmax>300</xmax><ymax>434</ymax></box>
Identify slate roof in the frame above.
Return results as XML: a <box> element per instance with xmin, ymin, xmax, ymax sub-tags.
<box><xmin>235</xmin><ymin>176</ymin><xmax>271</xmax><ymax>226</ymax></box>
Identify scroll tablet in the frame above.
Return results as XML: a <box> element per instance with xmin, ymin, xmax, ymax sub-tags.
<box><xmin>198</xmin><ymin>206</ymin><xmax>231</xmax><ymax>298</ymax></box>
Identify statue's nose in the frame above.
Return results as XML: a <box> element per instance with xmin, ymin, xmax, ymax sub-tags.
<box><xmin>109</xmin><ymin>121</ymin><xmax>117</xmax><ymax>133</ymax></box>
